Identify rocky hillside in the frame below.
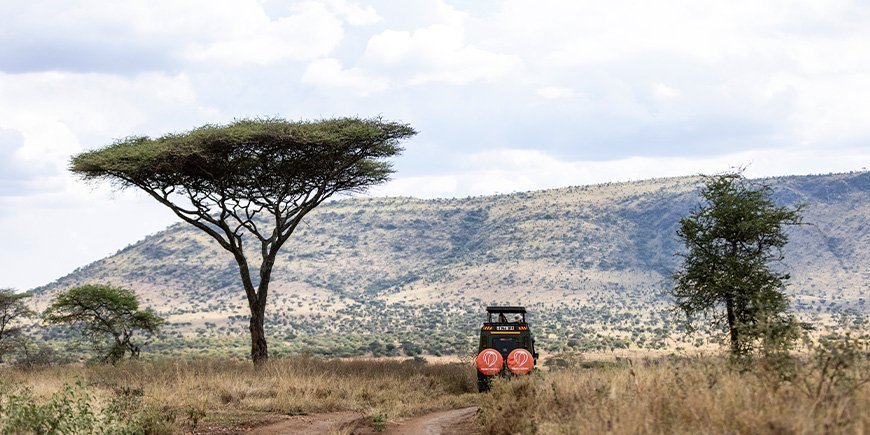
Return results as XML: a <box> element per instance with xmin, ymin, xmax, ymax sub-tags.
<box><xmin>29</xmin><ymin>172</ymin><xmax>869</xmax><ymax>357</ymax></box>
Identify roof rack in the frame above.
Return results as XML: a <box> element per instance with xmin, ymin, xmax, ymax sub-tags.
<box><xmin>486</xmin><ymin>306</ymin><xmax>526</xmax><ymax>313</ymax></box>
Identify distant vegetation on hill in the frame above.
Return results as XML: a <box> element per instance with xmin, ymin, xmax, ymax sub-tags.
<box><xmin>26</xmin><ymin>172</ymin><xmax>869</xmax><ymax>358</ymax></box>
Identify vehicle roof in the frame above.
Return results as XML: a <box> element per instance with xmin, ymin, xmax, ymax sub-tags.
<box><xmin>486</xmin><ymin>306</ymin><xmax>526</xmax><ymax>313</ymax></box>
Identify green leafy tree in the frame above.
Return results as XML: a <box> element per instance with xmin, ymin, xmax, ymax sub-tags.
<box><xmin>69</xmin><ymin>117</ymin><xmax>415</xmax><ymax>363</ymax></box>
<box><xmin>0</xmin><ymin>288</ymin><xmax>35</xmax><ymax>361</ymax></box>
<box><xmin>42</xmin><ymin>284</ymin><xmax>164</xmax><ymax>363</ymax></box>
<box><xmin>672</xmin><ymin>172</ymin><xmax>803</xmax><ymax>356</ymax></box>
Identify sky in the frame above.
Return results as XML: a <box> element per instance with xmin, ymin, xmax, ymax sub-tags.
<box><xmin>1</xmin><ymin>0</ymin><xmax>869</xmax><ymax>290</ymax></box>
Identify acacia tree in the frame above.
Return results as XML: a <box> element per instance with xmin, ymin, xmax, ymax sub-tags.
<box><xmin>673</xmin><ymin>172</ymin><xmax>803</xmax><ymax>356</ymax></box>
<box><xmin>42</xmin><ymin>284</ymin><xmax>164</xmax><ymax>363</ymax></box>
<box><xmin>0</xmin><ymin>289</ymin><xmax>35</xmax><ymax>361</ymax></box>
<box><xmin>70</xmin><ymin>117</ymin><xmax>415</xmax><ymax>363</ymax></box>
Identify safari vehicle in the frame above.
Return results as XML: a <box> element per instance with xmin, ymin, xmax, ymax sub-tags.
<box><xmin>475</xmin><ymin>306</ymin><xmax>538</xmax><ymax>392</ymax></box>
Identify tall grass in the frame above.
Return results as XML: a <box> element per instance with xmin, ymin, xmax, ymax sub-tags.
<box><xmin>4</xmin><ymin>350</ymin><xmax>866</xmax><ymax>433</ymax></box>
<box><xmin>1</xmin><ymin>357</ymin><xmax>478</xmax><ymax>432</ymax></box>
<box><xmin>479</xmin><ymin>354</ymin><xmax>868</xmax><ymax>434</ymax></box>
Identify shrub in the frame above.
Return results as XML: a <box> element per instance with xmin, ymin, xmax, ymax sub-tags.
<box><xmin>797</xmin><ymin>333</ymin><xmax>869</xmax><ymax>428</ymax></box>
<box><xmin>0</xmin><ymin>382</ymin><xmax>96</xmax><ymax>434</ymax></box>
<box><xmin>0</xmin><ymin>380</ymin><xmax>183</xmax><ymax>434</ymax></box>
<box><xmin>12</xmin><ymin>338</ymin><xmax>71</xmax><ymax>369</ymax></box>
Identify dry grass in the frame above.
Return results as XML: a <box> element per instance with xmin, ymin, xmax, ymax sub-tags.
<box><xmin>479</xmin><ymin>355</ymin><xmax>869</xmax><ymax>434</ymax></box>
<box><xmin>4</xmin><ymin>350</ymin><xmax>868</xmax><ymax>434</ymax></box>
<box><xmin>1</xmin><ymin>357</ymin><xmax>478</xmax><ymax>432</ymax></box>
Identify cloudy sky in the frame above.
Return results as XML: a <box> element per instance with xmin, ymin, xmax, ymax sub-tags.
<box><xmin>1</xmin><ymin>0</ymin><xmax>868</xmax><ymax>290</ymax></box>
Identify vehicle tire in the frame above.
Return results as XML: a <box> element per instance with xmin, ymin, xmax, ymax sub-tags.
<box><xmin>477</xmin><ymin>372</ymin><xmax>491</xmax><ymax>393</ymax></box>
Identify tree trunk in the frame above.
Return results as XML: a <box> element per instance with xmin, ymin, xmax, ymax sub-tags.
<box><xmin>725</xmin><ymin>296</ymin><xmax>739</xmax><ymax>355</ymax></box>
<box><xmin>249</xmin><ymin>253</ymin><xmax>276</xmax><ymax>364</ymax></box>
<box><xmin>232</xmin><ymin>248</ymin><xmax>270</xmax><ymax>364</ymax></box>
<box><xmin>249</xmin><ymin>309</ymin><xmax>268</xmax><ymax>364</ymax></box>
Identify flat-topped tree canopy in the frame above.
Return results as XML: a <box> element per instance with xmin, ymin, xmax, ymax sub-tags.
<box><xmin>69</xmin><ymin>117</ymin><xmax>416</xmax><ymax>363</ymax></box>
<box><xmin>70</xmin><ymin>117</ymin><xmax>414</xmax><ymax>257</ymax></box>
<box><xmin>71</xmin><ymin>117</ymin><xmax>413</xmax><ymax>202</ymax></box>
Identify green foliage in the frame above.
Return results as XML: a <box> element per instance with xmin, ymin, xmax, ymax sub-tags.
<box><xmin>0</xmin><ymin>382</ymin><xmax>97</xmax><ymax>434</ymax></box>
<box><xmin>11</xmin><ymin>337</ymin><xmax>69</xmax><ymax>369</ymax></box>
<box><xmin>371</xmin><ymin>412</ymin><xmax>387</xmax><ymax>432</ymax></box>
<box><xmin>68</xmin><ymin>117</ymin><xmax>414</xmax><ymax>234</ymax></box>
<box><xmin>70</xmin><ymin>117</ymin><xmax>413</xmax><ymax>193</ymax></box>
<box><xmin>0</xmin><ymin>381</ymin><xmax>183</xmax><ymax>434</ymax></box>
<box><xmin>673</xmin><ymin>172</ymin><xmax>804</xmax><ymax>356</ymax></box>
<box><xmin>100</xmin><ymin>386</ymin><xmax>182</xmax><ymax>434</ymax></box>
<box><xmin>0</xmin><ymin>289</ymin><xmax>35</xmax><ymax>361</ymax></box>
<box><xmin>42</xmin><ymin>284</ymin><xmax>164</xmax><ymax>364</ymax></box>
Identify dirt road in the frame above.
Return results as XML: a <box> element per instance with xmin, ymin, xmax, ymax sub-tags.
<box><xmin>246</xmin><ymin>406</ymin><xmax>481</xmax><ymax>435</ymax></box>
<box><xmin>382</xmin><ymin>406</ymin><xmax>480</xmax><ymax>435</ymax></box>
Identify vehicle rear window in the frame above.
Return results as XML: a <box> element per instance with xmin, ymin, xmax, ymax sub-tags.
<box><xmin>494</xmin><ymin>337</ymin><xmax>519</xmax><ymax>355</ymax></box>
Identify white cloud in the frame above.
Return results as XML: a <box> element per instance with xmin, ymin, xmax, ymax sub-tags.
<box><xmin>765</xmin><ymin>72</ymin><xmax>870</xmax><ymax>146</ymax></box>
<box><xmin>323</xmin><ymin>0</ymin><xmax>382</xmax><ymax>26</ymax></box>
<box><xmin>302</xmin><ymin>58</ymin><xmax>390</xmax><ymax>95</ymax></box>
<box><xmin>651</xmin><ymin>83</ymin><xmax>679</xmax><ymax>101</ymax></box>
<box><xmin>0</xmin><ymin>0</ymin><xmax>382</xmax><ymax>70</ymax></box>
<box><xmin>183</xmin><ymin>2</ymin><xmax>346</xmax><ymax>65</ymax></box>
<box><xmin>536</xmin><ymin>86</ymin><xmax>575</xmax><ymax>99</ymax></box>
<box><xmin>370</xmin><ymin>175</ymin><xmax>459</xmax><ymax>198</ymax></box>
<box><xmin>363</xmin><ymin>24</ymin><xmax>521</xmax><ymax>85</ymax></box>
<box><xmin>490</xmin><ymin>0</ymin><xmax>864</xmax><ymax>68</ymax></box>
<box><xmin>469</xmin><ymin>0</ymin><xmax>870</xmax><ymax>148</ymax></box>
<box><xmin>0</xmin><ymin>71</ymin><xmax>213</xmax><ymax>166</ymax></box>
<box><xmin>296</xmin><ymin>0</ymin><xmax>522</xmax><ymax>90</ymax></box>
<box><xmin>360</xmin><ymin>1</ymin><xmax>521</xmax><ymax>85</ymax></box>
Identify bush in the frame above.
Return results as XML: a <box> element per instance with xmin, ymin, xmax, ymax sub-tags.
<box><xmin>0</xmin><ymin>382</ymin><xmax>97</xmax><ymax>433</ymax></box>
<box><xmin>12</xmin><ymin>338</ymin><xmax>71</xmax><ymax>369</ymax></box>
<box><xmin>0</xmin><ymin>380</ymin><xmax>183</xmax><ymax>434</ymax></box>
<box><xmin>798</xmin><ymin>333</ymin><xmax>869</xmax><ymax>426</ymax></box>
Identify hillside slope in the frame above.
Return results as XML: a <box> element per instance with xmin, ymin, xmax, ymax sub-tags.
<box><xmin>30</xmin><ymin>172</ymin><xmax>869</xmax><ymax>356</ymax></box>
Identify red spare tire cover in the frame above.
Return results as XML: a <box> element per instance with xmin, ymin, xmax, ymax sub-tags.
<box><xmin>506</xmin><ymin>348</ymin><xmax>534</xmax><ymax>375</ymax></box>
<box><xmin>476</xmin><ymin>348</ymin><xmax>504</xmax><ymax>375</ymax></box>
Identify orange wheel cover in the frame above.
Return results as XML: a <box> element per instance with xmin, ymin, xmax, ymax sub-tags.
<box><xmin>476</xmin><ymin>349</ymin><xmax>504</xmax><ymax>375</ymax></box>
<box><xmin>506</xmin><ymin>348</ymin><xmax>534</xmax><ymax>375</ymax></box>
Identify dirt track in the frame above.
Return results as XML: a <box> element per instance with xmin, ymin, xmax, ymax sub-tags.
<box><xmin>382</xmin><ymin>407</ymin><xmax>480</xmax><ymax>435</ymax></box>
<box><xmin>246</xmin><ymin>406</ymin><xmax>481</xmax><ymax>435</ymax></box>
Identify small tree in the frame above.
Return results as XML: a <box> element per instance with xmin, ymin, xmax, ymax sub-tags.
<box><xmin>70</xmin><ymin>117</ymin><xmax>415</xmax><ymax>363</ymax></box>
<box><xmin>672</xmin><ymin>172</ymin><xmax>803</xmax><ymax>357</ymax></box>
<box><xmin>42</xmin><ymin>284</ymin><xmax>164</xmax><ymax>363</ymax></box>
<box><xmin>0</xmin><ymin>289</ymin><xmax>35</xmax><ymax>362</ymax></box>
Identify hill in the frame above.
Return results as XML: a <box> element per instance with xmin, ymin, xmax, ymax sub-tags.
<box><xmin>28</xmin><ymin>172</ymin><xmax>869</xmax><ymax>357</ymax></box>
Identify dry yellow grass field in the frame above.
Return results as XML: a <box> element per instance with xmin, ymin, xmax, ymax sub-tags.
<box><xmin>0</xmin><ymin>357</ymin><xmax>479</xmax><ymax>433</ymax></box>
<box><xmin>3</xmin><ymin>346</ymin><xmax>867</xmax><ymax>434</ymax></box>
<box><xmin>480</xmin><ymin>355</ymin><xmax>869</xmax><ymax>435</ymax></box>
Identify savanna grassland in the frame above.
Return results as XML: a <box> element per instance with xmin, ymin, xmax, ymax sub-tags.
<box><xmin>2</xmin><ymin>345</ymin><xmax>868</xmax><ymax>434</ymax></box>
<box><xmin>0</xmin><ymin>357</ymin><xmax>478</xmax><ymax>433</ymax></box>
